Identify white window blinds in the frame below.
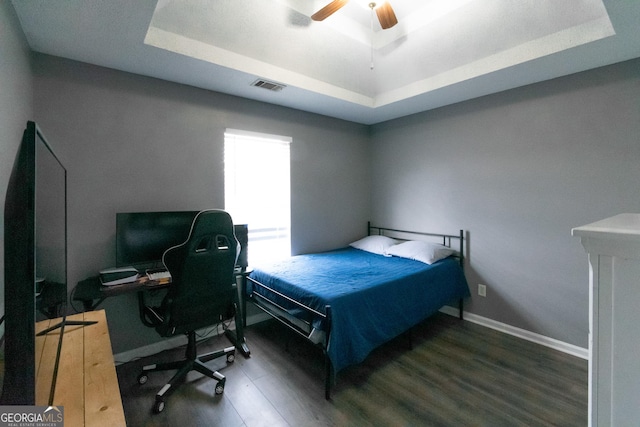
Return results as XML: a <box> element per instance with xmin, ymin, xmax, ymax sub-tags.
<box><xmin>224</xmin><ymin>129</ymin><xmax>291</xmax><ymax>264</ymax></box>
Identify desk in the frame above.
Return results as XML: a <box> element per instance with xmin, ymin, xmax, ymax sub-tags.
<box><xmin>73</xmin><ymin>275</ymin><xmax>170</xmax><ymax>312</ymax></box>
<box><xmin>36</xmin><ymin>310</ymin><xmax>126</xmax><ymax>427</ymax></box>
<box><xmin>73</xmin><ymin>272</ymin><xmax>251</xmax><ymax>357</ymax></box>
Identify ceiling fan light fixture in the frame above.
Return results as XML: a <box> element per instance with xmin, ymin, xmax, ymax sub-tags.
<box><xmin>354</xmin><ymin>1</ymin><xmax>380</xmax><ymax>10</ymax></box>
<box><xmin>312</xmin><ymin>0</ymin><xmax>397</xmax><ymax>29</ymax></box>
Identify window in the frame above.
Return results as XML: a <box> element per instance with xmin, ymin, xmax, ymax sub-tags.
<box><xmin>224</xmin><ymin>129</ymin><xmax>291</xmax><ymax>265</ymax></box>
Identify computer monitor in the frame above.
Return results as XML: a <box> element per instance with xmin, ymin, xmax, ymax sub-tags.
<box><xmin>115</xmin><ymin>211</ymin><xmax>199</xmax><ymax>268</ymax></box>
<box><xmin>115</xmin><ymin>211</ymin><xmax>248</xmax><ymax>270</ymax></box>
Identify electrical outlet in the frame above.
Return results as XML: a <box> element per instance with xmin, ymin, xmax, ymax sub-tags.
<box><xmin>478</xmin><ymin>284</ymin><xmax>487</xmax><ymax>297</ymax></box>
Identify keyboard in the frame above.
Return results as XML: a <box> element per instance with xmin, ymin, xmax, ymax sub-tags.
<box><xmin>146</xmin><ymin>269</ymin><xmax>172</xmax><ymax>281</ymax></box>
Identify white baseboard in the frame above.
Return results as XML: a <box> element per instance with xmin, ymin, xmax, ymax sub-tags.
<box><xmin>114</xmin><ymin>334</ymin><xmax>187</xmax><ymax>365</ymax></box>
<box><xmin>439</xmin><ymin>306</ymin><xmax>589</xmax><ymax>360</ymax></box>
<box><xmin>114</xmin><ymin>308</ymin><xmax>588</xmax><ymax>364</ymax></box>
<box><xmin>113</xmin><ymin>312</ymin><xmax>271</xmax><ymax>365</ymax></box>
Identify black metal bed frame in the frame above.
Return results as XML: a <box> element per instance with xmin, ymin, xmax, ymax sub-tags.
<box><xmin>368</xmin><ymin>222</ymin><xmax>466</xmax><ymax>320</ymax></box>
<box><xmin>244</xmin><ymin>223</ymin><xmax>465</xmax><ymax>400</ymax></box>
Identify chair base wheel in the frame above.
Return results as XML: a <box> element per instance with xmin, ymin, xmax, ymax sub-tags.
<box><xmin>137</xmin><ymin>373</ymin><xmax>148</xmax><ymax>385</ymax></box>
<box><xmin>153</xmin><ymin>398</ymin><xmax>165</xmax><ymax>413</ymax></box>
<box><xmin>215</xmin><ymin>379</ymin><xmax>226</xmax><ymax>395</ymax></box>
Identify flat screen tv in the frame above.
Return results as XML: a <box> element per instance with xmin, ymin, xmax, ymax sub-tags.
<box><xmin>1</xmin><ymin>121</ymin><xmax>92</xmax><ymax>405</ymax></box>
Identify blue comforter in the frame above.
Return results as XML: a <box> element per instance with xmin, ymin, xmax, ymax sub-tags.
<box><xmin>248</xmin><ymin>247</ymin><xmax>470</xmax><ymax>373</ymax></box>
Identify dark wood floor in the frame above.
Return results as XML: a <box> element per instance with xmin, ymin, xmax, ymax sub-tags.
<box><xmin>116</xmin><ymin>313</ymin><xmax>587</xmax><ymax>426</ymax></box>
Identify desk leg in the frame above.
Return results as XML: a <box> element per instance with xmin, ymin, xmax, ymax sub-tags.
<box><xmin>137</xmin><ymin>291</ymin><xmax>159</xmax><ymax>328</ymax></box>
<box><xmin>237</xmin><ymin>271</ymin><xmax>248</xmax><ymax>328</ymax></box>
<box><xmin>225</xmin><ymin>294</ymin><xmax>250</xmax><ymax>357</ymax></box>
<box><xmin>225</xmin><ymin>329</ymin><xmax>250</xmax><ymax>357</ymax></box>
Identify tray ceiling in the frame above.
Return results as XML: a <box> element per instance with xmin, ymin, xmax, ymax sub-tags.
<box><xmin>12</xmin><ymin>0</ymin><xmax>640</xmax><ymax>124</ymax></box>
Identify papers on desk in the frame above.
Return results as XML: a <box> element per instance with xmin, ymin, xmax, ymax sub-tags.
<box><xmin>146</xmin><ymin>268</ymin><xmax>172</xmax><ymax>282</ymax></box>
<box><xmin>99</xmin><ymin>266</ymin><xmax>139</xmax><ymax>286</ymax></box>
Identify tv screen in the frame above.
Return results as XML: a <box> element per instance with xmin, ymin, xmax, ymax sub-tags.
<box><xmin>35</xmin><ymin>132</ymin><xmax>67</xmax><ymax>287</ymax></box>
<box><xmin>2</xmin><ymin>121</ymin><xmax>66</xmax><ymax>404</ymax></box>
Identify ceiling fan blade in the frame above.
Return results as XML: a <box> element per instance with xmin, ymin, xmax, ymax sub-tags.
<box><xmin>311</xmin><ymin>0</ymin><xmax>349</xmax><ymax>21</ymax></box>
<box><xmin>376</xmin><ymin>2</ymin><xmax>398</xmax><ymax>29</ymax></box>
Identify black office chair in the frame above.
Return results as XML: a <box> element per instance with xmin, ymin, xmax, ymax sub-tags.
<box><xmin>137</xmin><ymin>209</ymin><xmax>241</xmax><ymax>413</ymax></box>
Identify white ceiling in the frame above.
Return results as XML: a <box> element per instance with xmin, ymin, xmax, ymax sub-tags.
<box><xmin>11</xmin><ymin>0</ymin><xmax>640</xmax><ymax>124</ymax></box>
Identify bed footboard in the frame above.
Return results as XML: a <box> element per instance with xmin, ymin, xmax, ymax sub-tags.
<box><xmin>246</xmin><ymin>276</ymin><xmax>336</xmax><ymax>399</ymax></box>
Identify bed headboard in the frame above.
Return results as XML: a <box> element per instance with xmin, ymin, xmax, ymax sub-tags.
<box><xmin>367</xmin><ymin>222</ymin><xmax>465</xmax><ymax>266</ymax></box>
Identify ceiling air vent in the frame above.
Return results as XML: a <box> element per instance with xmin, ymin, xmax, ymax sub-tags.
<box><xmin>251</xmin><ymin>79</ymin><xmax>286</xmax><ymax>92</ymax></box>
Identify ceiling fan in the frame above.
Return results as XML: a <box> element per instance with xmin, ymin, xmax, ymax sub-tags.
<box><xmin>311</xmin><ymin>1</ymin><xmax>398</xmax><ymax>29</ymax></box>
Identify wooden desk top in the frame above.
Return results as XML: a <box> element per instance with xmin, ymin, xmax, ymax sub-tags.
<box><xmin>35</xmin><ymin>310</ymin><xmax>126</xmax><ymax>427</ymax></box>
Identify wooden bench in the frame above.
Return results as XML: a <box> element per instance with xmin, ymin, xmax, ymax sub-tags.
<box><xmin>36</xmin><ymin>310</ymin><xmax>126</xmax><ymax>426</ymax></box>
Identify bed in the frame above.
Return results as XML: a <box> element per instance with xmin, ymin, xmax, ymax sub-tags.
<box><xmin>243</xmin><ymin>224</ymin><xmax>470</xmax><ymax>399</ymax></box>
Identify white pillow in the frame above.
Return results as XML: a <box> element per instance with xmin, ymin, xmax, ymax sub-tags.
<box><xmin>386</xmin><ymin>240</ymin><xmax>455</xmax><ymax>265</ymax></box>
<box><xmin>349</xmin><ymin>235</ymin><xmax>399</xmax><ymax>256</ymax></box>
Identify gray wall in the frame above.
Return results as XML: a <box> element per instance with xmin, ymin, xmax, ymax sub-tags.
<box><xmin>3</xmin><ymin>0</ymin><xmax>640</xmax><ymax>355</ymax></box>
<box><xmin>31</xmin><ymin>54</ymin><xmax>371</xmax><ymax>353</ymax></box>
<box><xmin>0</xmin><ymin>1</ymin><xmax>34</xmax><ymax>323</ymax></box>
<box><xmin>370</xmin><ymin>58</ymin><xmax>640</xmax><ymax>349</ymax></box>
